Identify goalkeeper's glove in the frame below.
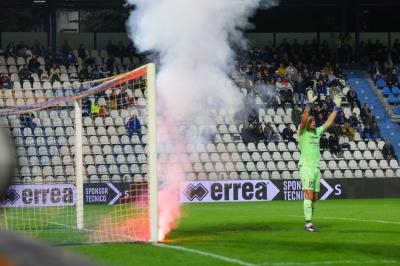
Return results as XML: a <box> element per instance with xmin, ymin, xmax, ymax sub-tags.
<box><xmin>307</xmin><ymin>90</ymin><xmax>317</xmax><ymax>107</ymax></box>
<box><xmin>333</xmin><ymin>95</ymin><xmax>342</xmax><ymax>113</ymax></box>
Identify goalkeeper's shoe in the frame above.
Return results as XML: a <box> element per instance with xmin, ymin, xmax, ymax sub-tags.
<box><xmin>304</xmin><ymin>224</ymin><xmax>320</xmax><ymax>232</ymax></box>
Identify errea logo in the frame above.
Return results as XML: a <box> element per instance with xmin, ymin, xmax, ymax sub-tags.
<box><xmin>183</xmin><ymin>183</ymin><xmax>209</xmax><ymax>201</ymax></box>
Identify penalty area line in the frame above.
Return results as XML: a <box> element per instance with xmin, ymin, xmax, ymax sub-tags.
<box><xmin>153</xmin><ymin>243</ymin><xmax>257</xmax><ymax>266</ymax></box>
<box><xmin>280</xmin><ymin>215</ymin><xmax>400</xmax><ymax>225</ymax></box>
<box><xmin>260</xmin><ymin>259</ymin><xmax>399</xmax><ymax>265</ymax></box>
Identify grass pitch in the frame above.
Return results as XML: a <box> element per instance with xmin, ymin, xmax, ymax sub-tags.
<box><xmin>67</xmin><ymin>199</ymin><xmax>400</xmax><ymax>266</ymax></box>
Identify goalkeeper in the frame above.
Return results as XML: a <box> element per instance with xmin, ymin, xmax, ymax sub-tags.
<box><xmin>299</xmin><ymin>90</ymin><xmax>341</xmax><ymax>232</ymax></box>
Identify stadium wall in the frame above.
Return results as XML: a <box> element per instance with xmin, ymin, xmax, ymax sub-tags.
<box><xmin>0</xmin><ymin>32</ymin><xmax>396</xmax><ymax>50</ymax></box>
<box><xmin>3</xmin><ymin>178</ymin><xmax>399</xmax><ymax>209</ymax></box>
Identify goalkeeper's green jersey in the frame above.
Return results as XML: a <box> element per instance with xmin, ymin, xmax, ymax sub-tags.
<box><xmin>298</xmin><ymin>126</ymin><xmax>324</xmax><ymax>167</ymax></box>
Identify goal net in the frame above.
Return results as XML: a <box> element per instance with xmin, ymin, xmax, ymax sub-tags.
<box><xmin>0</xmin><ymin>63</ymin><xmax>158</xmax><ymax>244</ymax></box>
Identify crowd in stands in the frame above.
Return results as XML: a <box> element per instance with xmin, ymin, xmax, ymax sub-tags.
<box><xmin>1</xmin><ymin>38</ymin><xmax>398</xmax><ymax>162</ymax></box>
<box><xmin>0</xmin><ymin>40</ymin><xmax>143</xmax><ymax>89</ymax></box>
<box><xmin>235</xmin><ymin>39</ymin><xmax>395</xmax><ymax>159</ymax></box>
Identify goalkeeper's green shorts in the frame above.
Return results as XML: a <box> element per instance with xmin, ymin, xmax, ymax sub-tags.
<box><xmin>300</xmin><ymin>165</ymin><xmax>321</xmax><ymax>192</ymax></box>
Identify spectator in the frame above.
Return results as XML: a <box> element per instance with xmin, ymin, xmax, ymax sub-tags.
<box><xmin>322</xmin><ymin>62</ymin><xmax>333</xmax><ymax>75</ymax></box>
<box><xmin>349</xmin><ymin>112</ymin><xmax>362</xmax><ymax>134</ymax></box>
<box><xmin>19</xmin><ymin>64</ymin><xmax>32</xmax><ymax>82</ymax></box>
<box><xmin>330</xmin><ymin>123</ymin><xmax>342</xmax><ymax>138</ymax></box>
<box><xmin>6</xmin><ymin>42</ymin><xmax>16</xmax><ymax>57</ymax></box>
<box><xmin>324</xmin><ymin>95</ymin><xmax>335</xmax><ymax>111</ymax></box>
<box><xmin>365</xmin><ymin>112</ymin><xmax>377</xmax><ymax>128</ymax></box>
<box><xmin>16</xmin><ymin>41</ymin><xmax>28</xmax><ymax>57</ymax></box>
<box><xmin>126</xmin><ymin>113</ymin><xmax>142</xmax><ymax>140</ymax></box>
<box><xmin>65</xmin><ymin>51</ymin><xmax>76</xmax><ymax>67</ymax></box>
<box><xmin>106</xmin><ymin>55</ymin><xmax>116</xmax><ymax>74</ymax></box>
<box><xmin>282</xmin><ymin>124</ymin><xmax>296</xmax><ymax>142</ymax></box>
<box><xmin>346</xmin><ymin>86</ymin><xmax>361</xmax><ymax>110</ymax></box>
<box><xmin>49</xmin><ymin>64</ymin><xmax>61</xmax><ymax>82</ymax></box>
<box><xmin>368</xmin><ymin>122</ymin><xmax>381</xmax><ymax>140</ymax></box>
<box><xmin>117</xmin><ymin>88</ymin><xmax>129</xmax><ymax>109</ymax></box>
<box><xmin>360</xmin><ymin>103</ymin><xmax>371</xmax><ymax>122</ymax></box>
<box><xmin>78</xmin><ymin>68</ymin><xmax>89</xmax><ymax>82</ymax></box>
<box><xmin>382</xmin><ymin>140</ymin><xmax>398</xmax><ymax>161</ymax></box>
<box><xmin>19</xmin><ymin>113</ymin><xmax>37</xmax><ymax>131</ymax></box>
<box><xmin>241</xmin><ymin>122</ymin><xmax>254</xmax><ymax>144</ymax></box>
<box><xmin>320</xmin><ymin>103</ymin><xmax>330</xmax><ymax>120</ymax></box>
<box><xmin>293</xmin><ymin>76</ymin><xmax>306</xmax><ymax>106</ymax></box>
<box><xmin>386</xmin><ymin>68</ymin><xmax>398</xmax><ymax>86</ymax></box>
<box><xmin>90</xmin><ymin>100</ymin><xmax>100</xmax><ymax>117</ymax></box>
<box><xmin>335</xmin><ymin>111</ymin><xmax>347</xmax><ymax>127</ymax></box>
<box><xmin>341</xmin><ymin>122</ymin><xmax>355</xmax><ymax>141</ymax></box>
<box><xmin>291</xmin><ymin>104</ymin><xmax>302</xmax><ymax>128</ymax></box>
<box><xmin>316</xmin><ymin>81</ymin><xmax>328</xmax><ymax>97</ymax></box>
<box><xmin>279</xmin><ymin>86</ymin><xmax>294</xmax><ymax>106</ymax></box>
<box><xmin>78</xmin><ymin>44</ymin><xmax>88</xmax><ymax>62</ymax></box>
<box><xmin>320</xmin><ymin>134</ymin><xmax>329</xmax><ymax>150</ymax></box>
<box><xmin>31</xmin><ymin>40</ymin><xmax>45</xmax><ymax>57</ymax></box>
<box><xmin>276</xmin><ymin>63</ymin><xmax>288</xmax><ymax>77</ymax></box>
<box><xmin>263</xmin><ymin>122</ymin><xmax>278</xmax><ymax>143</ymax></box>
<box><xmin>328</xmin><ymin>135</ymin><xmax>343</xmax><ymax>156</ymax></box>
<box><xmin>99</xmin><ymin>105</ymin><xmax>108</xmax><ymax>117</ymax></box>
<box><xmin>0</xmin><ymin>73</ymin><xmax>12</xmax><ymax>89</ymax></box>
<box><xmin>28</xmin><ymin>55</ymin><xmax>41</xmax><ymax>75</ymax></box>
<box><xmin>254</xmin><ymin>123</ymin><xmax>264</xmax><ymax>142</ymax></box>
<box><xmin>316</xmin><ymin>113</ymin><xmax>324</xmax><ymax>127</ymax></box>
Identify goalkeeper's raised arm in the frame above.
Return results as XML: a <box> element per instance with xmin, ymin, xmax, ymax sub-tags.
<box><xmin>322</xmin><ymin>94</ymin><xmax>342</xmax><ymax>131</ymax></box>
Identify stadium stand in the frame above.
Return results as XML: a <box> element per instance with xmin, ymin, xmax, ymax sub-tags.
<box><xmin>0</xmin><ymin>39</ymin><xmax>399</xmax><ymax>183</ymax></box>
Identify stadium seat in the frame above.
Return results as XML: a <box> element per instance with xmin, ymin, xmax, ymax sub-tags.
<box><xmin>251</xmin><ymin>152</ymin><xmax>262</xmax><ymax>162</ymax></box>
<box><xmin>277</xmin><ymin>161</ymin><xmax>287</xmax><ymax>171</ymax></box>
<box><xmin>364</xmin><ymin>169</ymin><xmax>374</xmax><ymax>178</ymax></box>
<box><xmin>354</xmin><ymin>169</ymin><xmax>363</xmax><ymax>178</ymax></box>
<box><xmin>239</xmin><ymin>172</ymin><xmax>250</xmax><ymax>180</ymax></box>
<box><xmin>385</xmin><ymin>169</ymin><xmax>394</xmax><ymax>177</ymax></box>
<box><xmin>270</xmin><ymin>171</ymin><xmax>280</xmax><ymax>179</ymax></box>
<box><xmin>379</xmin><ymin>160</ymin><xmax>389</xmax><ymax>169</ymax></box>
<box><xmin>359</xmin><ymin>160</ymin><xmax>368</xmax><ymax>169</ymax></box>
<box><xmin>235</xmin><ymin>162</ymin><xmax>245</xmax><ymax>171</ymax></box>
<box><xmin>266</xmin><ymin>161</ymin><xmax>277</xmax><ymax>170</ymax></box>
<box><xmin>328</xmin><ymin>161</ymin><xmax>338</xmax><ymax>170</ymax></box>
<box><xmin>369</xmin><ymin>160</ymin><xmax>379</xmax><ymax>169</ymax></box>
<box><xmin>338</xmin><ymin>160</ymin><xmax>348</xmax><ymax>169</ymax></box>
<box><xmin>390</xmin><ymin>160</ymin><xmax>399</xmax><ymax>169</ymax></box>
<box><xmin>375</xmin><ymin>169</ymin><xmax>385</xmax><ymax>178</ymax></box>
<box><xmin>333</xmin><ymin>170</ymin><xmax>343</xmax><ymax>178</ymax></box>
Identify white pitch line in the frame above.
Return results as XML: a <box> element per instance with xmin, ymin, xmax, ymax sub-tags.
<box><xmin>260</xmin><ymin>259</ymin><xmax>399</xmax><ymax>266</ymax></box>
<box><xmin>153</xmin><ymin>243</ymin><xmax>257</xmax><ymax>266</ymax></box>
<box><xmin>282</xmin><ymin>215</ymin><xmax>400</xmax><ymax>225</ymax></box>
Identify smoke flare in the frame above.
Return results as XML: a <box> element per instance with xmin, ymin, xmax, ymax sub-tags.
<box><xmin>126</xmin><ymin>0</ymin><xmax>278</xmax><ymax>240</ymax></box>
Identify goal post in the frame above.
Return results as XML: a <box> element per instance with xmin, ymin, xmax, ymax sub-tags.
<box><xmin>146</xmin><ymin>63</ymin><xmax>159</xmax><ymax>242</ymax></box>
<box><xmin>0</xmin><ymin>63</ymin><xmax>159</xmax><ymax>244</ymax></box>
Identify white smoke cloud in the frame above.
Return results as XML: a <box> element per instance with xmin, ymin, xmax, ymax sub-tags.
<box><xmin>125</xmin><ymin>0</ymin><xmax>278</xmax><ymax>240</ymax></box>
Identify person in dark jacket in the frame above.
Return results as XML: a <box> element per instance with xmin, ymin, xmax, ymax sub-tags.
<box><xmin>126</xmin><ymin>113</ymin><xmax>142</xmax><ymax>140</ymax></box>
<box><xmin>346</xmin><ymin>86</ymin><xmax>361</xmax><ymax>110</ymax></box>
<box><xmin>282</xmin><ymin>123</ymin><xmax>296</xmax><ymax>142</ymax></box>
<box><xmin>382</xmin><ymin>139</ymin><xmax>398</xmax><ymax>161</ymax></box>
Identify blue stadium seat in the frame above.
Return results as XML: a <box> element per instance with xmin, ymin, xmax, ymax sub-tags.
<box><xmin>392</xmin><ymin>86</ymin><xmax>400</xmax><ymax>96</ymax></box>
<box><xmin>376</xmin><ymin>78</ymin><xmax>386</xmax><ymax>88</ymax></box>
<box><xmin>394</xmin><ymin>106</ymin><xmax>400</xmax><ymax>115</ymax></box>
<box><xmin>388</xmin><ymin>94</ymin><xmax>397</xmax><ymax>105</ymax></box>
<box><xmin>383</xmin><ymin>86</ymin><xmax>391</xmax><ymax>97</ymax></box>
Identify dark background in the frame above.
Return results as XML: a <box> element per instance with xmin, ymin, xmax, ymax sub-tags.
<box><xmin>1</xmin><ymin>0</ymin><xmax>400</xmax><ymax>32</ymax></box>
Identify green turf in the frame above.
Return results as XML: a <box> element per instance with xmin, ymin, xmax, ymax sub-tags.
<box><xmin>64</xmin><ymin>199</ymin><xmax>400</xmax><ymax>266</ymax></box>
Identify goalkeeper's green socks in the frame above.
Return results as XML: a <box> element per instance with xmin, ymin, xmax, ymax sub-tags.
<box><xmin>304</xmin><ymin>199</ymin><xmax>313</xmax><ymax>226</ymax></box>
<box><xmin>312</xmin><ymin>201</ymin><xmax>315</xmax><ymax>216</ymax></box>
